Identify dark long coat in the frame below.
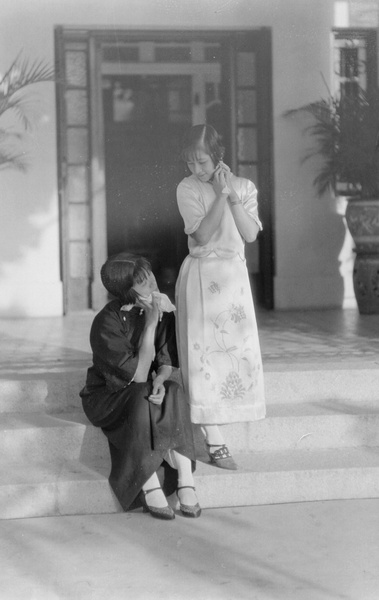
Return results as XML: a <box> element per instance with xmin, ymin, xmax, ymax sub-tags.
<box><xmin>80</xmin><ymin>299</ymin><xmax>196</xmax><ymax>511</ymax></box>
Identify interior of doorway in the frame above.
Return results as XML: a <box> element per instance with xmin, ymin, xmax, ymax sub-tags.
<box><xmin>101</xmin><ymin>65</ymin><xmax>227</xmax><ymax>300</ymax></box>
<box><xmin>102</xmin><ymin>74</ymin><xmax>192</xmax><ymax>299</ymax></box>
<box><xmin>100</xmin><ymin>38</ymin><xmax>266</xmax><ymax>307</ymax></box>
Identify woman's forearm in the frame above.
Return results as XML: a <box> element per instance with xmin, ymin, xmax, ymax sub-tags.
<box><xmin>191</xmin><ymin>194</ymin><xmax>227</xmax><ymax>245</ymax></box>
<box><xmin>133</xmin><ymin>325</ymin><xmax>156</xmax><ymax>382</ymax></box>
<box><xmin>154</xmin><ymin>365</ymin><xmax>173</xmax><ymax>384</ymax></box>
<box><xmin>229</xmin><ymin>200</ymin><xmax>260</xmax><ymax>242</ymax></box>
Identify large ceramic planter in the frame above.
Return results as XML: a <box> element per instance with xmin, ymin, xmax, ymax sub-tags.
<box><xmin>345</xmin><ymin>197</ymin><xmax>379</xmax><ymax>314</ymax></box>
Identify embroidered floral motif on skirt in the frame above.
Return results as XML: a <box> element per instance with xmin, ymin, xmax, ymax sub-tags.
<box><xmin>176</xmin><ymin>254</ymin><xmax>266</xmax><ymax>424</ymax></box>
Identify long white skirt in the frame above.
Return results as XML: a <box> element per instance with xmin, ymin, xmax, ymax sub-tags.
<box><xmin>175</xmin><ymin>254</ymin><xmax>265</xmax><ymax>424</ymax></box>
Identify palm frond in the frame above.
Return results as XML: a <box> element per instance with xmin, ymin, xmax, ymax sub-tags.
<box><xmin>285</xmin><ymin>84</ymin><xmax>379</xmax><ymax>198</ymax></box>
<box><xmin>0</xmin><ymin>54</ymin><xmax>54</xmax><ymax>96</ymax></box>
<box><xmin>0</xmin><ymin>95</ymin><xmax>35</xmax><ymax>130</ymax></box>
<box><xmin>0</xmin><ymin>147</ymin><xmax>28</xmax><ymax>171</ymax></box>
<box><xmin>0</xmin><ymin>53</ymin><xmax>54</xmax><ymax>171</ymax></box>
<box><xmin>0</xmin><ymin>127</ymin><xmax>24</xmax><ymax>140</ymax></box>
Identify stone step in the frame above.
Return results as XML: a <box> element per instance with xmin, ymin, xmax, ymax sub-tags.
<box><xmin>0</xmin><ymin>413</ymin><xmax>106</xmax><ymax>464</ymax></box>
<box><xmin>1</xmin><ymin>446</ymin><xmax>379</xmax><ymax>519</ymax></box>
<box><xmin>195</xmin><ymin>447</ymin><xmax>379</xmax><ymax>508</ymax></box>
<box><xmin>264</xmin><ymin>366</ymin><xmax>379</xmax><ymax>404</ymax></box>
<box><xmin>1</xmin><ymin>366</ymin><xmax>378</xmax><ymax>414</ymax></box>
<box><xmin>0</xmin><ymin>373</ymin><xmax>85</xmax><ymax>414</ymax></box>
<box><xmin>1</xmin><ymin>404</ymin><xmax>379</xmax><ymax>464</ymax></box>
<box><xmin>0</xmin><ymin>459</ymin><xmax>117</xmax><ymax>520</ymax></box>
<box><xmin>223</xmin><ymin>406</ymin><xmax>379</xmax><ymax>451</ymax></box>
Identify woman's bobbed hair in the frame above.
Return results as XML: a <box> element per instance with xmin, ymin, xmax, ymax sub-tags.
<box><xmin>100</xmin><ymin>252</ymin><xmax>152</xmax><ymax>304</ymax></box>
<box><xmin>180</xmin><ymin>124</ymin><xmax>225</xmax><ymax>166</ymax></box>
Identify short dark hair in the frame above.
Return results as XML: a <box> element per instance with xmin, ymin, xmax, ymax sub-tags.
<box><xmin>100</xmin><ymin>252</ymin><xmax>152</xmax><ymax>304</ymax></box>
<box><xmin>180</xmin><ymin>124</ymin><xmax>225</xmax><ymax>166</ymax></box>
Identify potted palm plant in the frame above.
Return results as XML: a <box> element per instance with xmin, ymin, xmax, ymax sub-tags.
<box><xmin>285</xmin><ymin>85</ymin><xmax>379</xmax><ymax>314</ymax></box>
<box><xmin>0</xmin><ymin>53</ymin><xmax>54</xmax><ymax>171</ymax></box>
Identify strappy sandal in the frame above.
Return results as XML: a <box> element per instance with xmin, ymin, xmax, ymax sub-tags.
<box><xmin>176</xmin><ymin>486</ymin><xmax>202</xmax><ymax>518</ymax></box>
<box><xmin>206</xmin><ymin>443</ymin><xmax>238</xmax><ymax>470</ymax></box>
<box><xmin>140</xmin><ymin>487</ymin><xmax>175</xmax><ymax>520</ymax></box>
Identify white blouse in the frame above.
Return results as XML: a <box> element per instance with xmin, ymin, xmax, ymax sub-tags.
<box><xmin>176</xmin><ymin>174</ymin><xmax>263</xmax><ymax>259</ymax></box>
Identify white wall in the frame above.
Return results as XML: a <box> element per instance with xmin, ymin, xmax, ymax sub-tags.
<box><xmin>0</xmin><ymin>0</ymin><xmax>344</xmax><ymax>315</ymax></box>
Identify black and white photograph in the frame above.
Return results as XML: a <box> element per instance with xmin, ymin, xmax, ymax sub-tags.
<box><xmin>1</xmin><ymin>1</ymin><xmax>379</xmax><ymax>598</ymax></box>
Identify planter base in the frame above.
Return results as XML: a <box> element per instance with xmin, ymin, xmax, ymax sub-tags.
<box><xmin>353</xmin><ymin>254</ymin><xmax>379</xmax><ymax>314</ymax></box>
<box><xmin>345</xmin><ymin>197</ymin><xmax>379</xmax><ymax>314</ymax></box>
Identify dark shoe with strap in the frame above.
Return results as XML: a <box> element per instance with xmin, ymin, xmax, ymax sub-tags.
<box><xmin>141</xmin><ymin>487</ymin><xmax>175</xmax><ymax>520</ymax></box>
<box><xmin>176</xmin><ymin>486</ymin><xmax>202</xmax><ymax>518</ymax></box>
<box><xmin>206</xmin><ymin>443</ymin><xmax>238</xmax><ymax>470</ymax></box>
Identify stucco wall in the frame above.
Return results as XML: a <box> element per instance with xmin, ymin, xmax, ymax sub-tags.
<box><xmin>1</xmin><ymin>0</ymin><xmax>346</xmax><ymax>315</ymax></box>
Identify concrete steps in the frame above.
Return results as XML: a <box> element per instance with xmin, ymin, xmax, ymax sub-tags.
<box><xmin>0</xmin><ymin>372</ymin><xmax>84</xmax><ymax>414</ymax></box>
<box><xmin>2</xmin><ymin>447</ymin><xmax>379</xmax><ymax>519</ymax></box>
<box><xmin>0</xmin><ymin>459</ymin><xmax>117</xmax><ymax>520</ymax></box>
<box><xmin>0</xmin><ymin>412</ymin><xmax>107</xmax><ymax>464</ymax></box>
<box><xmin>0</xmin><ymin>363</ymin><xmax>379</xmax><ymax>519</ymax></box>
<box><xmin>196</xmin><ymin>447</ymin><xmax>379</xmax><ymax>508</ymax></box>
<box><xmin>1</xmin><ymin>403</ymin><xmax>379</xmax><ymax>463</ymax></box>
<box><xmin>1</xmin><ymin>365</ymin><xmax>378</xmax><ymax>413</ymax></box>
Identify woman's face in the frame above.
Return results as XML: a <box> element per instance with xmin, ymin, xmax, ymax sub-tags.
<box><xmin>132</xmin><ymin>270</ymin><xmax>158</xmax><ymax>299</ymax></box>
<box><xmin>186</xmin><ymin>148</ymin><xmax>216</xmax><ymax>182</ymax></box>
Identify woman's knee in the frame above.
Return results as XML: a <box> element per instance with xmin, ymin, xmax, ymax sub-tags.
<box><xmin>164</xmin><ymin>379</ymin><xmax>181</xmax><ymax>396</ymax></box>
<box><xmin>130</xmin><ymin>381</ymin><xmax>152</xmax><ymax>399</ymax></box>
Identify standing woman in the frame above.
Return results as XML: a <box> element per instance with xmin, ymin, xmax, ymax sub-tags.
<box><xmin>175</xmin><ymin>124</ymin><xmax>265</xmax><ymax>470</ymax></box>
<box><xmin>80</xmin><ymin>253</ymin><xmax>201</xmax><ymax>519</ymax></box>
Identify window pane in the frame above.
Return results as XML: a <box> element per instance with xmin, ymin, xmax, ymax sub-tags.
<box><xmin>238</xmin><ymin>163</ymin><xmax>258</xmax><ymax>184</ymax></box>
<box><xmin>340</xmin><ymin>47</ymin><xmax>359</xmax><ymax>78</ymax></box>
<box><xmin>67</xmin><ymin>166</ymin><xmax>88</xmax><ymax>203</ymax></box>
<box><xmin>155</xmin><ymin>46</ymin><xmax>192</xmax><ymax>62</ymax></box>
<box><xmin>341</xmin><ymin>81</ymin><xmax>359</xmax><ymax>99</ymax></box>
<box><xmin>69</xmin><ymin>241</ymin><xmax>90</xmax><ymax>277</ymax></box>
<box><xmin>67</xmin><ymin>128</ymin><xmax>88</xmax><ymax>163</ymax></box>
<box><xmin>204</xmin><ymin>45</ymin><xmax>221</xmax><ymax>62</ymax></box>
<box><xmin>105</xmin><ymin>76</ymin><xmax>192</xmax><ymax>124</ymax></box>
<box><xmin>65</xmin><ymin>51</ymin><xmax>87</xmax><ymax>87</ymax></box>
<box><xmin>237</xmin><ymin>127</ymin><xmax>257</xmax><ymax>162</ymax></box>
<box><xmin>69</xmin><ymin>204</ymin><xmax>89</xmax><ymax>241</ymax></box>
<box><xmin>102</xmin><ymin>45</ymin><xmax>139</xmax><ymax>62</ymax></box>
<box><xmin>237</xmin><ymin>52</ymin><xmax>256</xmax><ymax>86</ymax></box>
<box><xmin>66</xmin><ymin>90</ymin><xmax>88</xmax><ymax>125</ymax></box>
<box><xmin>237</xmin><ymin>90</ymin><xmax>256</xmax><ymax>124</ymax></box>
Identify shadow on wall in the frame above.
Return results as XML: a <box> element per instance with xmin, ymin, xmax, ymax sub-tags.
<box><xmin>327</xmin><ymin>210</ymin><xmax>346</xmax><ymax>306</ymax></box>
<box><xmin>0</xmin><ymin>76</ymin><xmax>62</xmax><ymax>317</ymax></box>
<box><xmin>0</xmin><ymin>192</ymin><xmax>62</xmax><ymax>317</ymax></box>
<box><xmin>336</xmin><ymin>197</ymin><xmax>357</xmax><ymax>309</ymax></box>
<box><xmin>286</xmin><ymin>184</ymin><xmax>347</xmax><ymax>309</ymax></box>
<box><xmin>324</xmin><ymin>207</ymin><xmax>357</xmax><ymax>310</ymax></box>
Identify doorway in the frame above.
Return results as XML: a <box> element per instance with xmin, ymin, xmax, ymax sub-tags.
<box><xmin>55</xmin><ymin>28</ymin><xmax>274</xmax><ymax>311</ymax></box>
<box><xmin>103</xmin><ymin>75</ymin><xmax>190</xmax><ymax>296</ymax></box>
<box><xmin>101</xmin><ymin>45</ymin><xmax>225</xmax><ymax>298</ymax></box>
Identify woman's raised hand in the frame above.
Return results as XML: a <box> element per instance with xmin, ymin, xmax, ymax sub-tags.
<box><xmin>212</xmin><ymin>163</ymin><xmax>228</xmax><ymax>197</ymax></box>
<box><xmin>219</xmin><ymin>161</ymin><xmax>236</xmax><ymax>196</ymax></box>
<box><xmin>138</xmin><ymin>295</ymin><xmax>161</xmax><ymax>328</ymax></box>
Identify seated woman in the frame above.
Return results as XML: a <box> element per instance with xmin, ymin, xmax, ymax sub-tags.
<box><xmin>80</xmin><ymin>252</ymin><xmax>201</xmax><ymax>520</ymax></box>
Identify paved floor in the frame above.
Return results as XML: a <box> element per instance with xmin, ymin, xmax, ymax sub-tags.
<box><xmin>1</xmin><ymin>500</ymin><xmax>379</xmax><ymax>600</ymax></box>
<box><xmin>257</xmin><ymin>308</ymin><xmax>379</xmax><ymax>366</ymax></box>
<box><xmin>1</xmin><ymin>308</ymin><xmax>379</xmax><ymax>599</ymax></box>
<box><xmin>1</xmin><ymin>307</ymin><xmax>379</xmax><ymax>376</ymax></box>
